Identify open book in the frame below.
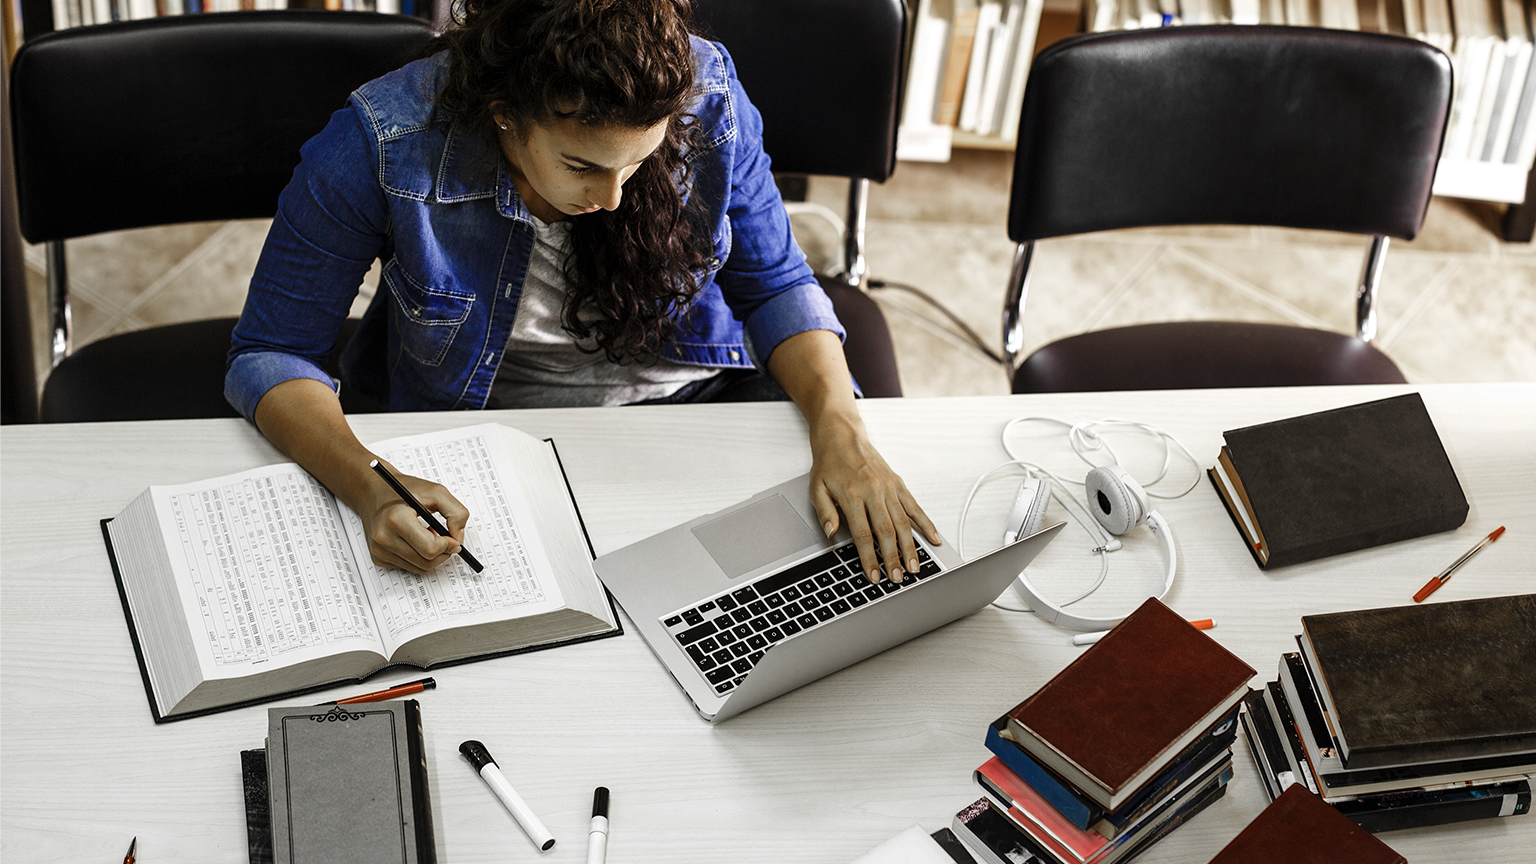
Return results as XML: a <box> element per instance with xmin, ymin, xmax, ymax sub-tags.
<box><xmin>104</xmin><ymin>423</ymin><xmax>620</xmax><ymax>722</ymax></box>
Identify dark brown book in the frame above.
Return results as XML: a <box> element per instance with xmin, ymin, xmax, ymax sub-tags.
<box><xmin>1300</xmin><ymin>594</ymin><xmax>1536</xmax><ymax>769</ymax></box>
<box><xmin>1210</xmin><ymin>392</ymin><xmax>1468</xmax><ymax>569</ymax></box>
<box><xmin>1207</xmin><ymin>784</ymin><xmax>1405</xmax><ymax>864</ymax></box>
<box><xmin>1003</xmin><ymin>598</ymin><xmax>1255</xmax><ymax>810</ymax></box>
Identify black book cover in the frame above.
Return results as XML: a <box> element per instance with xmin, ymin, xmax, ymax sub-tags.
<box><xmin>1282</xmin><ymin>651</ymin><xmax>1536</xmax><ymax>789</ymax></box>
<box><xmin>1217</xmin><ymin>392</ymin><xmax>1467</xmax><ymax>568</ymax></box>
<box><xmin>1301</xmin><ymin>595</ymin><xmax>1536</xmax><ymax>767</ymax></box>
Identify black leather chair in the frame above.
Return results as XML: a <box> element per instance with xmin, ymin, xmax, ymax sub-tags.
<box><xmin>10</xmin><ymin>11</ymin><xmax>434</xmax><ymax>422</ymax></box>
<box><xmin>1002</xmin><ymin>26</ymin><xmax>1452</xmax><ymax>393</ymax></box>
<box><xmin>694</xmin><ymin>0</ymin><xmax>907</xmax><ymax>397</ymax></box>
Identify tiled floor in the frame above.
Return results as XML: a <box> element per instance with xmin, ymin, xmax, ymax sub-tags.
<box><xmin>20</xmin><ymin>147</ymin><xmax>1536</xmax><ymax>402</ymax></box>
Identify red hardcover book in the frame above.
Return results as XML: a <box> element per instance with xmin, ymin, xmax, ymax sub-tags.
<box><xmin>1004</xmin><ymin>598</ymin><xmax>1254</xmax><ymax>810</ymax></box>
<box><xmin>1208</xmin><ymin>784</ymin><xmax>1406</xmax><ymax>863</ymax></box>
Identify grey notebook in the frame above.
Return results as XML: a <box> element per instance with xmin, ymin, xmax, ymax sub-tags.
<box><xmin>267</xmin><ymin>700</ymin><xmax>435</xmax><ymax>864</ymax></box>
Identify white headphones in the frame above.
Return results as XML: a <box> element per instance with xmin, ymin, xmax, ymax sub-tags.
<box><xmin>959</xmin><ymin>418</ymin><xmax>1192</xmax><ymax>633</ymax></box>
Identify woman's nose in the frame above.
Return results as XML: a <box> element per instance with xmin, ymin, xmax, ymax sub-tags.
<box><xmin>591</xmin><ymin>174</ymin><xmax>623</xmax><ymax>211</ymax></box>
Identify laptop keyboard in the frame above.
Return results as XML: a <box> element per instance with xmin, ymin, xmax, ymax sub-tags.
<box><xmin>661</xmin><ymin>540</ymin><xmax>943</xmax><ymax>696</ymax></box>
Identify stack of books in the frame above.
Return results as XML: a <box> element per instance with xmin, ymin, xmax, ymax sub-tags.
<box><xmin>1241</xmin><ymin>594</ymin><xmax>1536</xmax><ymax>833</ymax></box>
<box><xmin>951</xmin><ymin>598</ymin><xmax>1256</xmax><ymax>864</ymax></box>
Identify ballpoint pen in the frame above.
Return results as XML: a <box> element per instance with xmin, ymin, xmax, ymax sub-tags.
<box><xmin>1414</xmin><ymin>526</ymin><xmax>1505</xmax><ymax>602</ymax></box>
<box><xmin>319</xmin><ymin>676</ymin><xmax>436</xmax><ymax>706</ymax></box>
<box><xmin>370</xmin><ymin>460</ymin><xmax>484</xmax><ymax>572</ymax></box>
<box><xmin>124</xmin><ymin>837</ymin><xmax>136</xmax><ymax>864</ymax></box>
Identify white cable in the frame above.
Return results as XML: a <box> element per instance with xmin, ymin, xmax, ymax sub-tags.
<box><xmin>956</xmin><ymin>460</ymin><xmax>1111</xmax><ymax>613</ymax></box>
<box><xmin>979</xmin><ymin>416</ymin><xmax>1201</xmax><ymax>617</ymax></box>
<box><xmin>1001</xmin><ymin>417</ymin><xmax>1202</xmax><ymax>499</ymax></box>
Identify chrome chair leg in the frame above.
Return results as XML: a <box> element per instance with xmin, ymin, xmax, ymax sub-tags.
<box><xmin>1003</xmin><ymin>240</ymin><xmax>1036</xmax><ymax>374</ymax></box>
<box><xmin>842</xmin><ymin>178</ymin><xmax>869</xmax><ymax>289</ymax></box>
<box><xmin>1356</xmin><ymin>234</ymin><xmax>1389</xmax><ymax>343</ymax></box>
<box><xmin>45</xmin><ymin>240</ymin><xmax>71</xmax><ymax>366</ymax></box>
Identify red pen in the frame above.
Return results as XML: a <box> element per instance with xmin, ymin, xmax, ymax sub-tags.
<box><xmin>320</xmin><ymin>676</ymin><xmax>436</xmax><ymax>706</ymax></box>
<box><xmin>1414</xmin><ymin>527</ymin><xmax>1505</xmax><ymax>603</ymax></box>
<box><xmin>124</xmin><ymin>837</ymin><xmax>136</xmax><ymax>864</ymax></box>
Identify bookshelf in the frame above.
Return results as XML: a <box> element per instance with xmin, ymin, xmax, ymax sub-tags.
<box><xmin>14</xmin><ymin>0</ymin><xmax>436</xmax><ymax>40</ymax></box>
<box><xmin>897</xmin><ymin>0</ymin><xmax>1536</xmax><ymax>241</ymax></box>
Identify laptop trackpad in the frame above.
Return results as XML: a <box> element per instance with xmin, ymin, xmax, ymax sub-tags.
<box><xmin>691</xmin><ymin>494</ymin><xmax>823</xmax><ymax>579</ymax></box>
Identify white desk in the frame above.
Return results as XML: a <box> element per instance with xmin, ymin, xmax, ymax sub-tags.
<box><xmin>3</xmin><ymin>384</ymin><xmax>1533</xmax><ymax>864</ymax></box>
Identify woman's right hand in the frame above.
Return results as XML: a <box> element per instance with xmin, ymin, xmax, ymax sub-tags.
<box><xmin>357</xmin><ymin>469</ymin><xmax>470</xmax><ymax>575</ymax></box>
<box><xmin>252</xmin><ymin>378</ymin><xmax>472</xmax><ymax>576</ymax></box>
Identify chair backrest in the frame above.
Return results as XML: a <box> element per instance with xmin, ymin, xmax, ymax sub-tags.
<box><xmin>692</xmin><ymin>0</ymin><xmax>906</xmax><ymax>182</ymax></box>
<box><xmin>1007</xmin><ymin>26</ymin><xmax>1453</xmax><ymax>243</ymax></box>
<box><xmin>10</xmin><ymin>11</ymin><xmax>435</xmax><ymax>244</ymax></box>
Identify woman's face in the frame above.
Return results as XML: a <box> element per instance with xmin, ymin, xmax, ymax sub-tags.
<box><xmin>494</xmin><ymin>114</ymin><xmax>670</xmax><ymax>221</ymax></box>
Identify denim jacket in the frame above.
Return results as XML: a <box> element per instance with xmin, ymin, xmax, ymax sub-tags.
<box><xmin>225</xmin><ymin>37</ymin><xmax>839</xmax><ymax>420</ymax></box>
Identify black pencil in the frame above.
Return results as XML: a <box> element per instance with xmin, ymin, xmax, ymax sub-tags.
<box><xmin>369</xmin><ymin>459</ymin><xmax>484</xmax><ymax>572</ymax></box>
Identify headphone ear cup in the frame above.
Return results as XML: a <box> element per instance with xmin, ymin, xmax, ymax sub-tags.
<box><xmin>1085</xmin><ymin>465</ymin><xmax>1148</xmax><ymax>536</ymax></box>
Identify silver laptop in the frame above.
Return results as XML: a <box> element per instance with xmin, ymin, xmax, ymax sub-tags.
<box><xmin>594</xmin><ymin>472</ymin><xmax>1065</xmax><ymax>723</ymax></box>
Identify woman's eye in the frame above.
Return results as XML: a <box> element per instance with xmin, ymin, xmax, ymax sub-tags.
<box><xmin>565</xmin><ymin>164</ymin><xmax>596</xmax><ymax>175</ymax></box>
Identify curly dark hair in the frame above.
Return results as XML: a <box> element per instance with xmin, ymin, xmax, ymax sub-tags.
<box><xmin>426</xmin><ymin>0</ymin><xmax>709</xmax><ymax>364</ymax></box>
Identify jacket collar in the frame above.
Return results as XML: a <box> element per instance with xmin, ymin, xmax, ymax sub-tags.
<box><xmin>433</xmin><ymin>121</ymin><xmax>529</xmax><ymax>222</ymax></box>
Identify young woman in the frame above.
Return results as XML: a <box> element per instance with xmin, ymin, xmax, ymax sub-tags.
<box><xmin>227</xmin><ymin>0</ymin><xmax>939</xmax><ymax>581</ymax></box>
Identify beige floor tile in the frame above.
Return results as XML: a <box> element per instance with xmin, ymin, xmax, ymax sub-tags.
<box><xmin>33</xmin><ymin>221</ymin><xmax>228</xmax><ymax>306</ymax></box>
<box><xmin>1384</xmin><ymin>259</ymin><xmax>1536</xmax><ymax>382</ymax></box>
<box><xmin>867</xmin><ymin>148</ymin><xmax>1014</xmax><ymax>225</ymax></box>
<box><xmin>863</xmin><ymin>219</ymin><xmax>1018</xmax><ymax>328</ymax></box>
<box><xmin>1018</xmin><ymin>237</ymin><xmax>1166</xmax><ymax>347</ymax></box>
<box><xmin>875</xmin><ymin>293</ymin><xmax>1012</xmax><ymax>398</ymax></box>
<box><xmin>1092</xmin><ymin>251</ymin><xmax>1299</xmax><ymax>330</ymax></box>
<box><xmin>130</xmin><ymin>220</ymin><xmax>271</xmax><ymax>327</ymax></box>
<box><xmin>1178</xmin><ymin>243</ymin><xmax>1422</xmax><ymax>333</ymax></box>
<box><xmin>1395</xmin><ymin>198</ymin><xmax>1506</xmax><ymax>255</ymax></box>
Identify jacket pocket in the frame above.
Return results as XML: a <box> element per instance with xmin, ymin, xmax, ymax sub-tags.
<box><xmin>383</xmin><ymin>258</ymin><xmax>474</xmax><ymax>367</ymax></box>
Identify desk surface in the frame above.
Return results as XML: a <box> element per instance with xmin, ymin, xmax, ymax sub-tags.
<box><xmin>4</xmin><ymin>383</ymin><xmax>1533</xmax><ymax>864</ymax></box>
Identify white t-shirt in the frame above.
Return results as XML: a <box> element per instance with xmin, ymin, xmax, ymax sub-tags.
<box><xmin>487</xmin><ymin>215</ymin><xmax>718</xmax><ymax>408</ymax></box>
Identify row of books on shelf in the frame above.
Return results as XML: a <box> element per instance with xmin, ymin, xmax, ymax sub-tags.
<box><xmin>946</xmin><ymin>595</ymin><xmax>1532</xmax><ymax>863</ymax></box>
<box><xmin>46</xmin><ymin>0</ymin><xmax>426</xmax><ymax>30</ymax></box>
<box><xmin>1080</xmin><ymin>0</ymin><xmax>1536</xmax><ymax>180</ymax></box>
<box><xmin>900</xmin><ymin>0</ymin><xmax>1048</xmax><ymax>160</ymax></box>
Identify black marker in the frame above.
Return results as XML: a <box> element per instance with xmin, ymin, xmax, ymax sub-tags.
<box><xmin>587</xmin><ymin>787</ymin><xmax>609</xmax><ymax>864</ymax></box>
<box><xmin>369</xmin><ymin>460</ymin><xmax>483</xmax><ymax>572</ymax></box>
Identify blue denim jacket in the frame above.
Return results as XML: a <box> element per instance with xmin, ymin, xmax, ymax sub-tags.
<box><xmin>225</xmin><ymin>37</ymin><xmax>840</xmax><ymax>420</ymax></box>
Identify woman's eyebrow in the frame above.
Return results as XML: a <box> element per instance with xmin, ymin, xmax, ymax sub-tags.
<box><xmin>560</xmin><ymin>153</ymin><xmax>618</xmax><ymax>171</ymax></box>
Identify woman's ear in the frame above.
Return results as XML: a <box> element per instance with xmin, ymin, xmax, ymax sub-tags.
<box><xmin>488</xmin><ymin>101</ymin><xmax>512</xmax><ymax>132</ymax></box>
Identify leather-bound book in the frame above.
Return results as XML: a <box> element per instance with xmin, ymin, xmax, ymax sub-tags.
<box><xmin>1207</xmin><ymin>784</ymin><xmax>1405</xmax><ymax>864</ymax></box>
<box><xmin>1207</xmin><ymin>392</ymin><xmax>1468</xmax><ymax>569</ymax></box>
<box><xmin>1003</xmin><ymin>598</ymin><xmax>1255</xmax><ymax>810</ymax></box>
<box><xmin>1300</xmin><ymin>594</ymin><xmax>1536</xmax><ymax>768</ymax></box>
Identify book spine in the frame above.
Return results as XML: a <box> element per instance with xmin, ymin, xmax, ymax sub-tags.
<box><xmin>985</xmin><ymin>722</ymin><xmax>1101</xmax><ymax>829</ymax></box>
<box><xmin>952</xmin><ymin>798</ymin><xmax>1053</xmax><ymax>864</ymax></box>
<box><xmin>405</xmin><ymin>700</ymin><xmax>438</xmax><ymax>864</ymax></box>
<box><xmin>1240</xmin><ymin>688</ymin><xmax>1294</xmax><ymax>800</ymax></box>
<box><xmin>1206</xmin><ymin>470</ymin><xmax>1269</xmax><ymax>569</ymax></box>
<box><xmin>1335</xmin><ymin>778</ymin><xmax>1532</xmax><ymax>832</ymax></box>
<box><xmin>1094</xmin><ymin>704</ymin><xmax>1242</xmax><ymax>836</ymax></box>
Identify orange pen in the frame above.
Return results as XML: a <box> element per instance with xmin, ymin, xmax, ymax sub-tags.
<box><xmin>320</xmin><ymin>676</ymin><xmax>437</xmax><ymax>706</ymax></box>
<box><xmin>1414</xmin><ymin>527</ymin><xmax>1505</xmax><ymax>603</ymax></box>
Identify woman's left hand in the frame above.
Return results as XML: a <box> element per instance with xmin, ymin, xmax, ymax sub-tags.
<box><xmin>767</xmin><ymin>329</ymin><xmax>941</xmax><ymax>584</ymax></box>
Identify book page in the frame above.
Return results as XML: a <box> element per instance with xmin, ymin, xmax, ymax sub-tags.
<box><xmin>344</xmin><ymin>426</ymin><xmax>570</xmax><ymax>655</ymax></box>
<box><xmin>152</xmin><ymin>464</ymin><xmax>386</xmax><ymax>679</ymax></box>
